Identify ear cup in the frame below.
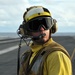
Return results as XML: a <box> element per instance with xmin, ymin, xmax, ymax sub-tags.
<box><xmin>19</xmin><ymin>28</ymin><xmax>24</xmax><ymax>35</ymax></box>
<box><xmin>17</xmin><ymin>25</ymin><xmax>25</xmax><ymax>36</ymax></box>
<box><xmin>50</xmin><ymin>19</ymin><xmax>57</xmax><ymax>34</ymax></box>
<box><xmin>18</xmin><ymin>21</ymin><xmax>28</xmax><ymax>36</ymax></box>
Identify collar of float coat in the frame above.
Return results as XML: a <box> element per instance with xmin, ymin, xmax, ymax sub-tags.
<box><xmin>29</xmin><ymin>38</ymin><xmax>53</xmax><ymax>64</ymax></box>
<box><xmin>30</xmin><ymin>38</ymin><xmax>53</xmax><ymax>53</ymax></box>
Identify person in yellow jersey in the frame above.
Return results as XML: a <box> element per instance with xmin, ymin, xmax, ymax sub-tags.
<box><xmin>18</xmin><ymin>6</ymin><xmax>72</xmax><ymax>75</ymax></box>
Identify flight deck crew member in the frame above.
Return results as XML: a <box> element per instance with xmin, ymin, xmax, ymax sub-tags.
<box><xmin>18</xmin><ymin>6</ymin><xmax>72</xmax><ymax>75</ymax></box>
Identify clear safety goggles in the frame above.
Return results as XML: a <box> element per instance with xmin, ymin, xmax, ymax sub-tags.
<box><xmin>25</xmin><ymin>17</ymin><xmax>53</xmax><ymax>32</ymax></box>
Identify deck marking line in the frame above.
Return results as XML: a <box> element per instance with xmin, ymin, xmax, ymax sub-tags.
<box><xmin>0</xmin><ymin>43</ymin><xmax>25</xmax><ymax>55</ymax></box>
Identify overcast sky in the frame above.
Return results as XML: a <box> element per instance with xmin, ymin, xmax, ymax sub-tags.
<box><xmin>0</xmin><ymin>0</ymin><xmax>75</xmax><ymax>33</ymax></box>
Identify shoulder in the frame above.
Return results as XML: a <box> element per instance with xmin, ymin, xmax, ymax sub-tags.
<box><xmin>46</xmin><ymin>40</ymin><xmax>70</xmax><ymax>59</ymax></box>
<box><xmin>46</xmin><ymin>51</ymin><xmax>71</xmax><ymax>64</ymax></box>
<box><xmin>44</xmin><ymin>51</ymin><xmax>72</xmax><ymax>75</ymax></box>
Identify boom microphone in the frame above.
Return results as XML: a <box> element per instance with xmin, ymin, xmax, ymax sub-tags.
<box><xmin>32</xmin><ymin>33</ymin><xmax>46</xmax><ymax>40</ymax></box>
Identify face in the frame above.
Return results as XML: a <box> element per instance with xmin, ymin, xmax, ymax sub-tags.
<box><xmin>31</xmin><ymin>27</ymin><xmax>50</xmax><ymax>44</ymax></box>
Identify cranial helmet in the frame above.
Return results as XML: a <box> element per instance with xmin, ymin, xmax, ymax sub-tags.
<box><xmin>19</xmin><ymin>6</ymin><xmax>57</xmax><ymax>36</ymax></box>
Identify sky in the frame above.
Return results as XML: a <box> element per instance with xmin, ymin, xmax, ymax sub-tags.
<box><xmin>0</xmin><ymin>0</ymin><xmax>75</xmax><ymax>33</ymax></box>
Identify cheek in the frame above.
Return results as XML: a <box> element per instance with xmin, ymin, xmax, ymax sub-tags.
<box><xmin>31</xmin><ymin>32</ymin><xmax>40</xmax><ymax>36</ymax></box>
<box><xmin>43</xmin><ymin>30</ymin><xmax>50</xmax><ymax>40</ymax></box>
<box><xmin>45</xmin><ymin>30</ymin><xmax>50</xmax><ymax>37</ymax></box>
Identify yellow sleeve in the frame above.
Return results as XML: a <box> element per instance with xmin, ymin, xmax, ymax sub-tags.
<box><xmin>43</xmin><ymin>51</ymin><xmax>72</xmax><ymax>75</ymax></box>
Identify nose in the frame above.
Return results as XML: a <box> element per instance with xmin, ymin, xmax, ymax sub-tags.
<box><xmin>40</xmin><ymin>27</ymin><xmax>45</xmax><ymax>31</ymax></box>
<box><xmin>39</xmin><ymin>25</ymin><xmax>46</xmax><ymax>31</ymax></box>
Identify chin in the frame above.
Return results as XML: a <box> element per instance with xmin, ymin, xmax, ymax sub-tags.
<box><xmin>43</xmin><ymin>37</ymin><xmax>48</xmax><ymax>41</ymax></box>
<box><xmin>39</xmin><ymin>38</ymin><xmax>48</xmax><ymax>43</ymax></box>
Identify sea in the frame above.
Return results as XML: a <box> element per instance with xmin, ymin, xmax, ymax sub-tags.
<box><xmin>0</xmin><ymin>32</ymin><xmax>75</xmax><ymax>40</ymax></box>
<box><xmin>0</xmin><ymin>33</ymin><xmax>19</xmax><ymax>40</ymax></box>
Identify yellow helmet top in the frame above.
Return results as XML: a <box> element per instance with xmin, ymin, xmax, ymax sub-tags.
<box><xmin>23</xmin><ymin>6</ymin><xmax>51</xmax><ymax>22</ymax></box>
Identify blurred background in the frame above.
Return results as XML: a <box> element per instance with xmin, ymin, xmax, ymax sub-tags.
<box><xmin>0</xmin><ymin>0</ymin><xmax>75</xmax><ymax>75</ymax></box>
